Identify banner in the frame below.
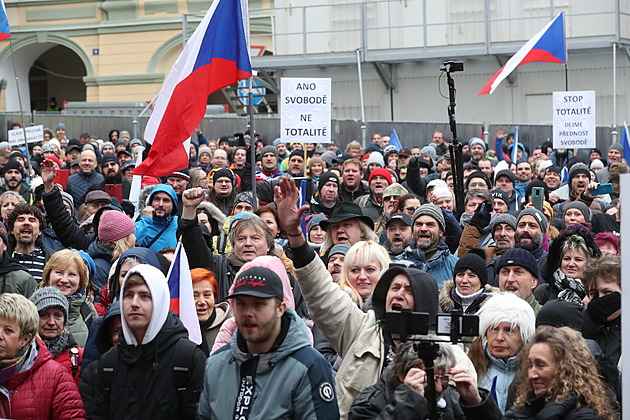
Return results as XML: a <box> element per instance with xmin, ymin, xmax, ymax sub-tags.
<box><xmin>552</xmin><ymin>91</ymin><xmax>595</xmax><ymax>149</ymax></box>
<box><xmin>281</xmin><ymin>77</ymin><xmax>331</xmax><ymax>143</ymax></box>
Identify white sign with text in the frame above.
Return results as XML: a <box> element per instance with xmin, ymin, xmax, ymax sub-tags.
<box><xmin>8</xmin><ymin>125</ymin><xmax>44</xmax><ymax>145</ymax></box>
<box><xmin>552</xmin><ymin>91</ymin><xmax>595</xmax><ymax>149</ymax></box>
<box><xmin>281</xmin><ymin>78</ymin><xmax>331</xmax><ymax>143</ymax></box>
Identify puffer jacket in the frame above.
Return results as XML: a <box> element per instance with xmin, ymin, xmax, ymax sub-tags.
<box><xmin>0</xmin><ymin>338</ymin><xmax>85</xmax><ymax>419</ymax></box>
<box><xmin>135</xmin><ymin>184</ymin><xmax>179</xmax><ymax>252</ymax></box>
<box><xmin>67</xmin><ymin>293</ymin><xmax>98</xmax><ymax>347</ymax></box>
<box><xmin>198</xmin><ymin>308</ymin><xmax>339</xmax><ymax>420</ymax></box>
<box><xmin>291</xmin><ymin>242</ymin><xmax>476</xmax><ymax>419</ymax></box>
<box><xmin>396</xmin><ymin>241</ymin><xmax>459</xmax><ymax>289</ymax></box>
<box><xmin>479</xmin><ymin>348</ymin><xmax>519</xmax><ymax>414</ymax></box>
<box><xmin>66</xmin><ymin>169</ymin><xmax>104</xmax><ymax>207</ymax></box>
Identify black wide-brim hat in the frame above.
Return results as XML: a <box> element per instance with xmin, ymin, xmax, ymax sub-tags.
<box><xmin>319</xmin><ymin>202</ymin><xmax>375</xmax><ymax>231</ymax></box>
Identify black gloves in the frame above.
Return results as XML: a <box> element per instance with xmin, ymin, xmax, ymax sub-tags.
<box><xmin>469</xmin><ymin>201</ymin><xmax>491</xmax><ymax>233</ymax></box>
<box><xmin>586</xmin><ymin>292</ymin><xmax>621</xmax><ymax>324</ymax></box>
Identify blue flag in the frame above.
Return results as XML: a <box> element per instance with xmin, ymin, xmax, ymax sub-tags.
<box><xmin>389</xmin><ymin>129</ymin><xmax>403</xmax><ymax>151</ymax></box>
<box><xmin>622</xmin><ymin>122</ymin><xmax>630</xmax><ymax>164</ymax></box>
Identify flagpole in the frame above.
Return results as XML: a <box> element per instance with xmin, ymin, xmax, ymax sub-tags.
<box><xmin>564</xmin><ymin>63</ymin><xmax>568</xmax><ymax>91</ymax></box>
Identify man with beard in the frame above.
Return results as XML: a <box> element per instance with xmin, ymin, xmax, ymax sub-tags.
<box><xmin>468</xmin><ymin>137</ymin><xmax>487</xmax><ymax>162</ymax></box>
<box><xmin>166</xmin><ymin>169</ymin><xmax>189</xmax><ymax>216</ymax></box>
<box><xmin>553</xmin><ymin>163</ymin><xmax>604</xmax><ymax>218</ymax></box>
<box><xmin>339</xmin><ymin>158</ymin><xmax>370</xmax><ymax>202</ymax></box>
<box><xmin>396</xmin><ymin>203</ymin><xmax>458</xmax><ymax>289</ymax></box>
<box><xmin>327</xmin><ymin>244</ymin><xmax>349</xmax><ymax>283</ymax></box>
<box><xmin>0</xmin><ymin>160</ymin><xmax>30</xmax><ymax>203</ymax></box>
<box><xmin>6</xmin><ymin>203</ymin><xmax>53</xmax><ymax>282</ymax></box>
<box><xmin>383</xmin><ymin>213</ymin><xmax>413</xmax><ymax>259</ymax></box>
<box><xmin>459</xmin><ymin>200</ymin><xmax>516</xmax><ymax>257</ymax></box>
<box><xmin>355</xmin><ymin>168</ymin><xmax>393</xmax><ymax>222</ymax></box>
<box><xmin>514</xmin><ymin>161</ymin><xmax>533</xmax><ymax>200</ymax></box>
<box><xmin>495</xmin><ymin>248</ymin><xmax>542</xmax><ymax>314</ymax></box>
<box><xmin>135</xmin><ymin>184</ymin><xmax>179</xmax><ymax>252</ymax></box>
<box><xmin>488</xmin><ymin>208</ymin><xmax>548</xmax><ymax>286</ymax></box>
<box><xmin>286</xmin><ymin>150</ymin><xmax>306</xmax><ymax>177</ymax></box>
<box><xmin>66</xmin><ymin>149</ymin><xmax>104</xmax><ymax>209</ymax></box>
<box><xmin>88</xmin><ymin>153</ymin><xmax>131</xmax><ymax>200</ymax></box>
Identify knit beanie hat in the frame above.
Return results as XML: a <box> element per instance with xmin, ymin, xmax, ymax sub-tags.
<box><xmin>562</xmin><ymin>201</ymin><xmax>591</xmax><ymax>223</ymax></box>
<box><xmin>382</xmin><ymin>183</ymin><xmax>408</xmax><ymax>199</ymax></box>
<box><xmin>517</xmin><ymin>208</ymin><xmax>548</xmax><ymax>233</ymax></box>
<box><xmin>535</xmin><ymin>300</ymin><xmax>583</xmax><ymax>330</ymax></box>
<box><xmin>368</xmin><ymin>168</ymin><xmax>393</xmax><ymax>185</ymax></box>
<box><xmin>1</xmin><ymin>159</ymin><xmax>24</xmax><ymax>176</ymax></box>
<box><xmin>432</xmin><ymin>187</ymin><xmax>453</xmax><ymax>200</ymax></box>
<box><xmin>412</xmin><ymin>203</ymin><xmax>446</xmax><ymax>232</ymax></box>
<box><xmin>98</xmin><ymin>210</ymin><xmax>135</xmax><ymax>243</ymax></box>
<box><xmin>329</xmin><ymin>243</ymin><xmax>351</xmax><ymax>257</ymax></box>
<box><xmin>318</xmin><ymin>172</ymin><xmax>340</xmax><ymax>192</ymax></box>
<box><xmin>568</xmin><ymin>163</ymin><xmax>590</xmax><ymax>188</ymax></box>
<box><xmin>60</xmin><ymin>191</ymin><xmax>75</xmax><ymax>210</ymax></box>
<box><xmin>495</xmin><ymin>169</ymin><xmax>516</xmax><ymax>184</ymax></box>
<box><xmin>260</xmin><ymin>145</ymin><xmax>278</xmax><ymax>159</ymax></box>
<box><xmin>213</xmin><ymin>168</ymin><xmax>234</xmax><ymax>184</ymax></box>
<box><xmin>198</xmin><ymin>145</ymin><xmax>212</xmax><ymax>157</ymax></box>
<box><xmin>490</xmin><ymin>212</ymin><xmax>517</xmax><ymax>234</ymax></box>
<box><xmin>609</xmin><ymin>143</ymin><xmax>624</xmax><ymax>154</ymax></box>
<box><xmin>289</xmin><ymin>150</ymin><xmax>306</xmax><ymax>161</ymax></box>
<box><xmin>168</xmin><ymin>168</ymin><xmax>190</xmax><ymax>182</ymax></box>
<box><xmin>465</xmin><ymin>171</ymin><xmax>492</xmax><ymax>190</ymax></box>
<box><xmin>420</xmin><ymin>146</ymin><xmax>437</xmax><ymax>164</ymax></box>
<box><xmin>454</xmin><ymin>250</ymin><xmax>488</xmax><ymax>285</ymax></box>
<box><xmin>468</xmin><ymin>137</ymin><xmax>487</xmax><ymax>151</ymax></box>
<box><xmin>0</xmin><ymin>221</ymin><xmax>7</xmax><ymax>246</ymax></box>
<box><xmin>30</xmin><ymin>286</ymin><xmax>69</xmax><ymax>323</ymax></box>
<box><xmin>491</xmin><ymin>189</ymin><xmax>509</xmax><ymax>207</ymax></box>
<box><xmin>590</xmin><ymin>159</ymin><xmax>604</xmax><ymax>170</ymax></box>
<box><xmin>544</xmin><ymin>165</ymin><xmax>561</xmax><ymax>176</ymax></box>
<box><xmin>307</xmin><ymin>213</ymin><xmax>328</xmax><ymax>233</ymax></box>
<box><xmin>495</xmin><ymin>248</ymin><xmax>539</xmax><ymax>278</ymax></box>
<box><xmin>234</xmin><ymin>191</ymin><xmax>255</xmax><ymax>207</ymax></box>
<box><xmin>366</xmin><ymin>152</ymin><xmax>385</xmax><ymax>167</ymax></box>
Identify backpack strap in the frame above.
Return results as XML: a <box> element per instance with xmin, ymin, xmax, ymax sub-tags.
<box><xmin>171</xmin><ymin>338</ymin><xmax>198</xmax><ymax>395</ymax></box>
<box><xmin>80</xmin><ymin>301</ymin><xmax>94</xmax><ymax>328</ymax></box>
<box><xmin>218</xmin><ymin>232</ymin><xmax>227</xmax><ymax>255</ymax></box>
<box><xmin>99</xmin><ymin>346</ymin><xmax>119</xmax><ymax>394</ymax></box>
<box><xmin>145</xmin><ymin>220</ymin><xmax>171</xmax><ymax>249</ymax></box>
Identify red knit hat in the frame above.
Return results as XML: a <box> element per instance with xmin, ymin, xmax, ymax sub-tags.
<box><xmin>368</xmin><ymin>168</ymin><xmax>393</xmax><ymax>185</ymax></box>
<box><xmin>98</xmin><ymin>210</ymin><xmax>135</xmax><ymax>243</ymax></box>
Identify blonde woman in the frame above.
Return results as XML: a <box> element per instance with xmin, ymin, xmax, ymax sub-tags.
<box><xmin>41</xmin><ymin>249</ymin><xmax>98</xmax><ymax>347</ymax></box>
<box><xmin>338</xmin><ymin>240</ymin><xmax>390</xmax><ymax>310</ymax></box>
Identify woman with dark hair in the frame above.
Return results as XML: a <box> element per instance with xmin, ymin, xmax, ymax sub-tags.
<box><xmin>255</xmin><ymin>205</ymin><xmax>286</xmax><ymax>247</ymax></box>
<box><xmin>535</xmin><ymin>225</ymin><xmax>601</xmax><ymax>305</ymax></box>
<box><xmin>394</xmin><ymin>194</ymin><xmax>421</xmax><ymax>217</ymax></box>
<box><xmin>108</xmin><ymin>129</ymin><xmax>120</xmax><ymax>142</ymax></box>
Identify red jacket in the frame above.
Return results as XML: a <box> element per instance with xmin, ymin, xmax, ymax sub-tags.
<box><xmin>1</xmin><ymin>338</ymin><xmax>85</xmax><ymax>419</ymax></box>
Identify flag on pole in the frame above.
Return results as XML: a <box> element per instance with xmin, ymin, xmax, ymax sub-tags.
<box><xmin>621</xmin><ymin>121</ymin><xmax>630</xmax><ymax>164</ymax></box>
<box><xmin>166</xmin><ymin>242</ymin><xmax>202</xmax><ymax>344</ymax></box>
<box><xmin>512</xmin><ymin>126</ymin><xmax>519</xmax><ymax>163</ymax></box>
<box><xmin>389</xmin><ymin>129</ymin><xmax>403</xmax><ymax>151</ymax></box>
<box><xmin>132</xmin><ymin>0</ymin><xmax>252</xmax><ymax>177</ymax></box>
<box><xmin>0</xmin><ymin>0</ymin><xmax>10</xmax><ymax>41</ymax></box>
<box><xmin>479</xmin><ymin>12</ymin><xmax>566</xmax><ymax>95</ymax></box>
<box><xmin>128</xmin><ymin>146</ymin><xmax>145</xmax><ymax>220</ymax></box>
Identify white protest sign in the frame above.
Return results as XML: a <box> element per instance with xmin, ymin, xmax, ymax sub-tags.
<box><xmin>281</xmin><ymin>78</ymin><xmax>331</xmax><ymax>143</ymax></box>
<box><xmin>552</xmin><ymin>91</ymin><xmax>595</xmax><ymax>149</ymax></box>
<box><xmin>8</xmin><ymin>125</ymin><xmax>44</xmax><ymax>146</ymax></box>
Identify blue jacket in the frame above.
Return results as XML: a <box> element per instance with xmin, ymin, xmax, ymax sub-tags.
<box><xmin>198</xmin><ymin>308</ymin><xmax>339</xmax><ymax>420</ymax></box>
<box><xmin>396</xmin><ymin>241</ymin><xmax>458</xmax><ymax>290</ymax></box>
<box><xmin>479</xmin><ymin>348</ymin><xmax>519</xmax><ymax>414</ymax></box>
<box><xmin>66</xmin><ymin>170</ymin><xmax>104</xmax><ymax>207</ymax></box>
<box><xmin>135</xmin><ymin>184</ymin><xmax>179</xmax><ymax>252</ymax></box>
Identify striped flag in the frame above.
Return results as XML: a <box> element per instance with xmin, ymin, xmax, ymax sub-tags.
<box><xmin>0</xmin><ymin>0</ymin><xmax>10</xmax><ymax>41</ymax></box>
<box><xmin>166</xmin><ymin>242</ymin><xmax>202</xmax><ymax>344</ymax></box>
<box><xmin>132</xmin><ymin>0</ymin><xmax>252</xmax><ymax>177</ymax></box>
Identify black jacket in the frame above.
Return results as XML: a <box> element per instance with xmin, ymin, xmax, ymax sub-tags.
<box><xmin>80</xmin><ymin>313</ymin><xmax>206</xmax><ymax>420</ymax></box>
<box><xmin>339</xmin><ymin>181</ymin><xmax>370</xmax><ymax>203</ymax></box>
<box><xmin>42</xmin><ymin>187</ymin><xmax>94</xmax><ymax>250</ymax></box>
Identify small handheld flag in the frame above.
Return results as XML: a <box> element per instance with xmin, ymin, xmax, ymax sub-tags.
<box><xmin>621</xmin><ymin>122</ymin><xmax>630</xmax><ymax>164</ymax></box>
<box><xmin>389</xmin><ymin>129</ymin><xmax>403</xmax><ymax>151</ymax></box>
<box><xmin>132</xmin><ymin>0</ymin><xmax>252</xmax><ymax>177</ymax></box>
<box><xmin>479</xmin><ymin>12</ymin><xmax>566</xmax><ymax>95</ymax></box>
<box><xmin>166</xmin><ymin>243</ymin><xmax>202</xmax><ymax>345</ymax></box>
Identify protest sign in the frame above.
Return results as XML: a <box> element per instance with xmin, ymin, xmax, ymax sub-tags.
<box><xmin>552</xmin><ymin>91</ymin><xmax>595</xmax><ymax>149</ymax></box>
<box><xmin>8</xmin><ymin>125</ymin><xmax>44</xmax><ymax>146</ymax></box>
<box><xmin>281</xmin><ymin>78</ymin><xmax>331</xmax><ymax>143</ymax></box>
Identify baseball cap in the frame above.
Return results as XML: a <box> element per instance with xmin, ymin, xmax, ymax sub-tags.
<box><xmin>386</xmin><ymin>213</ymin><xmax>412</xmax><ymax>228</ymax></box>
<box><xmin>227</xmin><ymin>267</ymin><xmax>284</xmax><ymax>300</ymax></box>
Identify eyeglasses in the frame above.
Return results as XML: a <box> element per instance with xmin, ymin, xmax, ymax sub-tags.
<box><xmin>404</xmin><ymin>206</ymin><xmax>418</xmax><ymax>213</ymax></box>
<box><xmin>434</xmin><ymin>374</ymin><xmax>452</xmax><ymax>383</ymax></box>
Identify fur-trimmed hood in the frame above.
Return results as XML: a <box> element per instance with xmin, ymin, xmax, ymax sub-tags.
<box><xmin>196</xmin><ymin>201</ymin><xmax>227</xmax><ymax>229</ymax></box>
<box><xmin>439</xmin><ymin>279</ymin><xmax>498</xmax><ymax>312</ymax></box>
<box><xmin>137</xmin><ymin>184</ymin><xmax>156</xmax><ymax>216</ymax></box>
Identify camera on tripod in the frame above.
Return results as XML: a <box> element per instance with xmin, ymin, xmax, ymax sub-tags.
<box><xmin>384</xmin><ymin>309</ymin><xmax>479</xmax><ymax>344</ymax></box>
<box><xmin>440</xmin><ymin>61</ymin><xmax>464</xmax><ymax>72</ymax></box>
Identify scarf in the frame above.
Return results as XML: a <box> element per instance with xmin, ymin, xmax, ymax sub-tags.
<box><xmin>43</xmin><ymin>330</ymin><xmax>71</xmax><ymax>359</ymax></box>
<box><xmin>453</xmin><ymin>287</ymin><xmax>485</xmax><ymax>312</ymax></box>
<box><xmin>0</xmin><ymin>344</ymin><xmax>29</xmax><ymax>385</ymax></box>
<box><xmin>199</xmin><ymin>311</ymin><xmax>217</xmax><ymax>357</ymax></box>
<box><xmin>553</xmin><ymin>268</ymin><xmax>585</xmax><ymax>306</ymax></box>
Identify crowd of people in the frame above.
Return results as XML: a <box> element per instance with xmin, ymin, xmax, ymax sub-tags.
<box><xmin>0</xmin><ymin>122</ymin><xmax>622</xmax><ymax>419</ymax></box>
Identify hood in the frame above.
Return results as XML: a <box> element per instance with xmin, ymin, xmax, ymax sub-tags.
<box><xmin>507</xmin><ymin>143</ymin><xmax>528</xmax><ymax>163</ymax></box>
<box><xmin>120</xmin><ymin>264</ymin><xmax>170</xmax><ymax>346</ymax></box>
<box><xmin>196</xmin><ymin>201</ymin><xmax>227</xmax><ymax>227</ymax></box>
<box><xmin>0</xmin><ymin>251</ymin><xmax>28</xmax><ymax>275</ymax></box>
<box><xmin>147</xmin><ymin>184</ymin><xmax>178</xmax><ymax>217</ymax></box>
<box><xmin>371</xmin><ymin>266</ymin><xmax>439</xmax><ymax>322</ymax></box>
<box><xmin>109</xmin><ymin>247</ymin><xmax>163</xmax><ymax>300</ymax></box>
<box><xmin>228</xmin><ymin>255</ymin><xmax>295</xmax><ymax>311</ymax></box>
<box><xmin>137</xmin><ymin>185</ymin><xmax>156</xmax><ymax>214</ymax></box>
<box><xmin>88</xmin><ymin>239</ymin><xmax>113</xmax><ymax>260</ymax></box>
<box><xmin>96</xmin><ymin>301</ymin><xmax>121</xmax><ymax>353</ymax></box>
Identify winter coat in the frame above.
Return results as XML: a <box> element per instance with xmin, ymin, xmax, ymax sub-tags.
<box><xmin>0</xmin><ymin>183</ymin><xmax>32</xmax><ymax>204</ymax></box>
<box><xmin>87</xmin><ymin>240</ymin><xmax>114</xmax><ymax>292</ymax></box>
<box><xmin>458</xmin><ymin>224</ymin><xmax>510</xmax><ymax>262</ymax></box>
<box><xmin>350</xmin><ymin>379</ymin><xmax>466</xmax><ymax>420</ymax></box>
<box><xmin>198</xmin><ymin>308</ymin><xmax>339</xmax><ymax>420</ymax></box>
<box><xmin>67</xmin><ymin>293</ymin><xmax>98</xmax><ymax>347</ymax></box>
<box><xmin>339</xmin><ymin>181</ymin><xmax>370</xmax><ymax>203</ymax></box>
<box><xmin>81</xmin><ymin>301</ymin><xmax>121</xmax><ymax>371</ymax></box>
<box><xmin>50</xmin><ymin>337</ymin><xmax>83</xmax><ymax>385</ymax></box>
<box><xmin>439</xmin><ymin>280</ymin><xmax>497</xmax><ymax>314</ymax></box>
<box><xmin>135</xmin><ymin>184</ymin><xmax>179</xmax><ymax>252</ymax></box>
<box><xmin>196</xmin><ymin>200</ymin><xmax>227</xmax><ymax>239</ymax></box>
<box><xmin>66</xmin><ymin>170</ymin><xmax>104</xmax><ymax>207</ymax></box>
<box><xmin>42</xmin><ymin>186</ymin><xmax>95</xmax><ymax>251</ymax></box>
<box><xmin>200</xmin><ymin>301</ymin><xmax>231</xmax><ymax>355</ymax></box>
<box><xmin>80</xmin><ymin>314</ymin><xmax>206</xmax><ymax>420</ymax></box>
<box><xmin>396</xmin><ymin>241</ymin><xmax>459</xmax><ymax>290</ymax></box>
<box><xmin>354</xmin><ymin>193</ymin><xmax>382</xmax><ymax>222</ymax></box>
<box><xmin>290</xmin><ymin>242</ymin><xmax>476</xmax><ymax>418</ymax></box>
<box><xmin>503</xmin><ymin>393</ymin><xmax>604</xmax><ymax>420</ymax></box>
<box><xmin>479</xmin><ymin>348</ymin><xmax>519</xmax><ymax>414</ymax></box>
<box><xmin>0</xmin><ymin>251</ymin><xmax>37</xmax><ymax>297</ymax></box>
<box><xmin>0</xmin><ymin>338</ymin><xmax>85</xmax><ymax>419</ymax></box>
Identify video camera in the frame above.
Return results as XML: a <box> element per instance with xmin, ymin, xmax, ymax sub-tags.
<box><xmin>439</xmin><ymin>60</ymin><xmax>464</xmax><ymax>73</ymax></box>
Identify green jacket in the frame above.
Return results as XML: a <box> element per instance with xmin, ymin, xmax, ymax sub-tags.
<box><xmin>0</xmin><ymin>183</ymin><xmax>31</xmax><ymax>204</ymax></box>
<box><xmin>67</xmin><ymin>294</ymin><xmax>97</xmax><ymax>347</ymax></box>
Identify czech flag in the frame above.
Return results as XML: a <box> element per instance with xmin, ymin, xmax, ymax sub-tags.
<box><xmin>479</xmin><ymin>12</ymin><xmax>566</xmax><ymax>95</ymax></box>
<box><xmin>132</xmin><ymin>0</ymin><xmax>252</xmax><ymax>177</ymax></box>
<box><xmin>166</xmin><ymin>242</ymin><xmax>202</xmax><ymax>345</ymax></box>
<box><xmin>0</xmin><ymin>0</ymin><xmax>11</xmax><ymax>41</ymax></box>
<box><xmin>622</xmin><ymin>121</ymin><xmax>630</xmax><ymax>164</ymax></box>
